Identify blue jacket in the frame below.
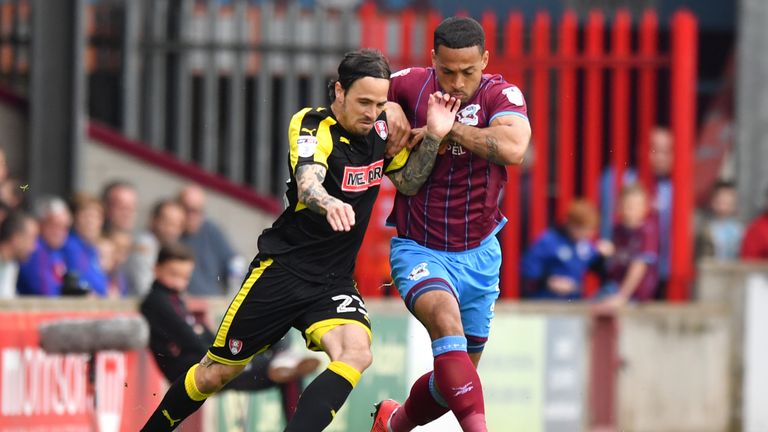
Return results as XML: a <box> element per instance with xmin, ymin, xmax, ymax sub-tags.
<box><xmin>17</xmin><ymin>239</ymin><xmax>68</xmax><ymax>296</ymax></box>
<box><xmin>521</xmin><ymin>227</ymin><xmax>603</xmax><ymax>300</ymax></box>
<box><xmin>62</xmin><ymin>232</ymin><xmax>108</xmax><ymax>297</ymax></box>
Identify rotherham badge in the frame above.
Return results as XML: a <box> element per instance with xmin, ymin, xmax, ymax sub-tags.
<box><xmin>228</xmin><ymin>339</ymin><xmax>243</xmax><ymax>355</ymax></box>
<box><xmin>374</xmin><ymin>120</ymin><xmax>388</xmax><ymax>140</ymax></box>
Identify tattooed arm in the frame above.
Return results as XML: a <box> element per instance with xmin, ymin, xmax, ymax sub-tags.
<box><xmin>387</xmin><ymin>132</ymin><xmax>441</xmax><ymax>196</ymax></box>
<box><xmin>295</xmin><ymin>164</ymin><xmax>355</xmax><ymax>231</ymax></box>
<box><xmin>447</xmin><ymin>115</ymin><xmax>531</xmax><ymax>166</ymax></box>
<box><xmin>387</xmin><ymin>92</ymin><xmax>461</xmax><ymax>196</ymax></box>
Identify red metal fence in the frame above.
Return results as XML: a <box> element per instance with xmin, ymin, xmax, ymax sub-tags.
<box><xmin>358</xmin><ymin>4</ymin><xmax>698</xmax><ymax>301</ymax></box>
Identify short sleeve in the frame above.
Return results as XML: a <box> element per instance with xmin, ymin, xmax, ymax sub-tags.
<box><xmin>288</xmin><ymin>108</ymin><xmax>336</xmax><ymax>174</ymax></box>
<box><xmin>388</xmin><ymin>67</ymin><xmax>414</xmax><ymax>104</ymax></box>
<box><xmin>486</xmin><ymin>79</ymin><xmax>529</xmax><ymax>125</ymax></box>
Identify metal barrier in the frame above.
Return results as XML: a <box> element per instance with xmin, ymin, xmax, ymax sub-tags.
<box><xmin>360</xmin><ymin>4</ymin><xmax>698</xmax><ymax>300</ymax></box>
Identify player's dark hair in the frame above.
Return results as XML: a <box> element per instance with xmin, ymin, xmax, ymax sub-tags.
<box><xmin>328</xmin><ymin>49</ymin><xmax>391</xmax><ymax>102</ymax></box>
<box><xmin>434</xmin><ymin>16</ymin><xmax>485</xmax><ymax>53</ymax></box>
<box><xmin>156</xmin><ymin>242</ymin><xmax>195</xmax><ymax>265</ymax></box>
<box><xmin>0</xmin><ymin>211</ymin><xmax>33</xmax><ymax>243</ymax></box>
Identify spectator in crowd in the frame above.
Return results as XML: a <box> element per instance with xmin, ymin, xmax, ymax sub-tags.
<box><xmin>521</xmin><ymin>199</ymin><xmax>611</xmax><ymax>300</ymax></box>
<box><xmin>102</xmin><ymin>229</ymin><xmax>132</xmax><ymax>297</ymax></box>
<box><xmin>0</xmin><ymin>179</ymin><xmax>25</xmax><ymax>210</ymax></box>
<box><xmin>62</xmin><ymin>193</ymin><xmax>109</xmax><ymax>297</ymax></box>
<box><xmin>0</xmin><ymin>148</ymin><xmax>7</xmax><ymax>184</ymax></box>
<box><xmin>0</xmin><ymin>148</ymin><xmax>27</xmax><ymax>211</ymax></box>
<box><xmin>740</xmin><ymin>188</ymin><xmax>768</xmax><ymax>260</ymax></box>
<box><xmin>101</xmin><ymin>180</ymin><xmax>138</xmax><ymax>235</ymax></box>
<box><xmin>140</xmin><ymin>243</ymin><xmax>319</xmax><ymax>423</ymax></box>
<box><xmin>601</xmin><ymin>127</ymin><xmax>673</xmax><ymax>298</ymax></box>
<box><xmin>96</xmin><ymin>235</ymin><xmax>128</xmax><ymax>298</ymax></box>
<box><xmin>695</xmin><ymin>180</ymin><xmax>744</xmax><ymax>260</ymax></box>
<box><xmin>595</xmin><ymin>184</ymin><xmax>659</xmax><ymax>311</ymax></box>
<box><xmin>177</xmin><ymin>184</ymin><xmax>240</xmax><ymax>296</ymax></box>
<box><xmin>126</xmin><ymin>198</ymin><xmax>186</xmax><ymax>296</ymax></box>
<box><xmin>17</xmin><ymin>196</ymin><xmax>72</xmax><ymax>296</ymax></box>
<box><xmin>0</xmin><ymin>211</ymin><xmax>38</xmax><ymax>298</ymax></box>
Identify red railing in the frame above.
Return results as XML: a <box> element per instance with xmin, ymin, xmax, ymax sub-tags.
<box><xmin>356</xmin><ymin>5</ymin><xmax>698</xmax><ymax>301</ymax></box>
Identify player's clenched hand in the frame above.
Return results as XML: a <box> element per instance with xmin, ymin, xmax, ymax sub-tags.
<box><xmin>325</xmin><ymin>199</ymin><xmax>356</xmax><ymax>232</ymax></box>
<box><xmin>385</xmin><ymin>102</ymin><xmax>412</xmax><ymax>157</ymax></box>
<box><xmin>426</xmin><ymin>92</ymin><xmax>460</xmax><ymax>141</ymax></box>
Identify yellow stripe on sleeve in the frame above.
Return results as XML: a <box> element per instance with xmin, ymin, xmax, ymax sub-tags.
<box><xmin>385</xmin><ymin>147</ymin><xmax>411</xmax><ymax>173</ymax></box>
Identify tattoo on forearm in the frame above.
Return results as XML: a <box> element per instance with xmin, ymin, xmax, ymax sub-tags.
<box><xmin>389</xmin><ymin>133</ymin><xmax>441</xmax><ymax>195</ymax></box>
<box><xmin>200</xmin><ymin>356</ymin><xmax>215</xmax><ymax>368</ymax></box>
<box><xmin>296</xmin><ymin>164</ymin><xmax>336</xmax><ymax>215</ymax></box>
<box><xmin>485</xmin><ymin>135</ymin><xmax>502</xmax><ymax>164</ymax></box>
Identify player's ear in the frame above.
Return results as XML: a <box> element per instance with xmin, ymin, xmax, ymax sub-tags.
<box><xmin>481</xmin><ymin>50</ymin><xmax>489</xmax><ymax>70</ymax></box>
<box><xmin>334</xmin><ymin>81</ymin><xmax>344</xmax><ymax>103</ymax></box>
<box><xmin>430</xmin><ymin>49</ymin><xmax>437</xmax><ymax>67</ymax></box>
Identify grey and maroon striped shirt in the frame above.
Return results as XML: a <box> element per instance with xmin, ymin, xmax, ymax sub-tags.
<box><xmin>387</xmin><ymin>67</ymin><xmax>528</xmax><ymax>251</ymax></box>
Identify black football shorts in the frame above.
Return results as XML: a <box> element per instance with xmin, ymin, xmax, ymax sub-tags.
<box><xmin>206</xmin><ymin>257</ymin><xmax>372</xmax><ymax>365</ymax></box>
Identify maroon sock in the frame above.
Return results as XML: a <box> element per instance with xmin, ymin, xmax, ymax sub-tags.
<box><xmin>433</xmin><ymin>351</ymin><xmax>487</xmax><ymax>432</ymax></box>
<box><xmin>391</xmin><ymin>372</ymin><xmax>450</xmax><ymax>431</ymax></box>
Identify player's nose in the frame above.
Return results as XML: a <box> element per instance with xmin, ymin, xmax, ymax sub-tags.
<box><xmin>453</xmin><ymin>75</ymin><xmax>465</xmax><ymax>89</ymax></box>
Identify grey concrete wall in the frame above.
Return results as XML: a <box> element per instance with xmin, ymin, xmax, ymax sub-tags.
<box><xmin>0</xmin><ymin>102</ymin><xmax>28</xmax><ymax>180</ymax></box>
<box><xmin>618</xmin><ymin>305</ymin><xmax>732</xmax><ymax>432</ymax></box>
<box><xmin>737</xmin><ymin>0</ymin><xmax>768</xmax><ymax>219</ymax></box>
<box><xmin>80</xmin><ymin>138</ymin><xmax>276</xmax><ymax>258</ymax></box>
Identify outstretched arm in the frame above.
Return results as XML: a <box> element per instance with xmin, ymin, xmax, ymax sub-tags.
<box><xmin>387</xmin><ymin>132</ymin><xmax>441</xmax><ymax>196</ymax></box>
<box><xmin>387</xmin><ymin>92</ymin><xmax>460</xmax><ymax>196</ymax></box>
<box><xmin>295</xmin><ymin>164</ymin><xmax>356</xmax><ymax>232</ymax></box>
<box><xmin>448</xmin><ymin>114</ymin><xmax>531</xmax><ymax>166</ymax></box>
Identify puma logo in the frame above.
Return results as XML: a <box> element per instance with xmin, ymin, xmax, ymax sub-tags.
<box><xmin>162</xmin><ymin>409</ymin><xmax>182</xmax><ymax>427</ymax></box>
<box><xmin>452</xmin><ymin>382</ymin><xmax>474</xmax><ymax>397</ymax></box>
<box><xmin>301</xmin><ymin>127</ymin><xmax>317</xmax><ymax>136</ymax></box>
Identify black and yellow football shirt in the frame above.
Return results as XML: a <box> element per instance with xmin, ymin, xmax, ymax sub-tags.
<box><xmin>257</xmin><ymin>106</ymin><xmax>409</xmax><ymax>282</ymax></box>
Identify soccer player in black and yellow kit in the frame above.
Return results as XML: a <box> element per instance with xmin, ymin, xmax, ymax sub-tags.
<box><xmin>141</xmin><ymin>49</ymin><xmax>460</xmax><ymax>431</ymax></box>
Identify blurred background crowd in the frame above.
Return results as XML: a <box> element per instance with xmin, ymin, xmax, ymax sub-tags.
<box><xmin>1</xmin><ymin>124</ymin><xmax>765</xmax><ymax>303</ymax></box>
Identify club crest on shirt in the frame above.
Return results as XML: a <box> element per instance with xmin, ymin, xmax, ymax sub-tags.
<box><xmin>502</xmin><ymin>86</ymin><xmax>525</xmax><ymax>106</ymax></box>
<box><xmin>342</xmin><ymin>159</ymin><xmax>384</xmax><ymax>192</ymax></box>
<box><xmin>228</xmin><ymin>338</ymin><xmax>243</xmax><ymax>355</ymax></box>
<box><xmin>374</xmin><ymin>120</ymin><xmax>388</xmax><ymax>140</ymax></box>
<box><xmin>408</xmin><ymin>262</ymin><xmax>430</xmax><ymax>281</ymax></box>
<box><xmin>457</xmin><ymin>104</ymin><xmax>481</xmax><ymax>126</ymax></box>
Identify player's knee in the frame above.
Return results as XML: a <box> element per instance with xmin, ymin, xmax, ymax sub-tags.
<box><xmin>340</xmin><ymin>344</ymin><xmax>373</xmax><ymax>372</ymax></box>
<box><xmin>427</xmin><ymin>311</ymin><xmax>464</xmax><ymax>338</ymax></box>
<box><xmin>196</xmin><ymin>364</ymin><xmax>243</xmax><ymax>393</ymax></box>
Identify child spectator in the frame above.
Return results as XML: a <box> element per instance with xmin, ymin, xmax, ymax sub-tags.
<box><xmin>96</xmin><ymin>236</ymin><xmax>128</xmax><ymax>298</ymax></box>
<box><xmin>595</xmin><ymin>184</ymin><xmax>659</xmax><ymax>311</ymax></box>
<box><xmin>696</xmin><ymin>180</ymin><xmax>744</xmax><ymax>260</ymax></box>
<box><xmin>521</xmin><ymin>199</ymin><xmax>611</xmax><ymax>300</ymax></box>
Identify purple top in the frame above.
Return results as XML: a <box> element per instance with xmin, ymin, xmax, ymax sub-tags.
<box><xmin>387</xmin><ymin>67</ymin><xmax>529</xmax><ymax>251</ymax></box>
<box><xmin>607</xmin><ymin>219</ymin><xmax>659</xmax><ymax>301</ymax></box>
